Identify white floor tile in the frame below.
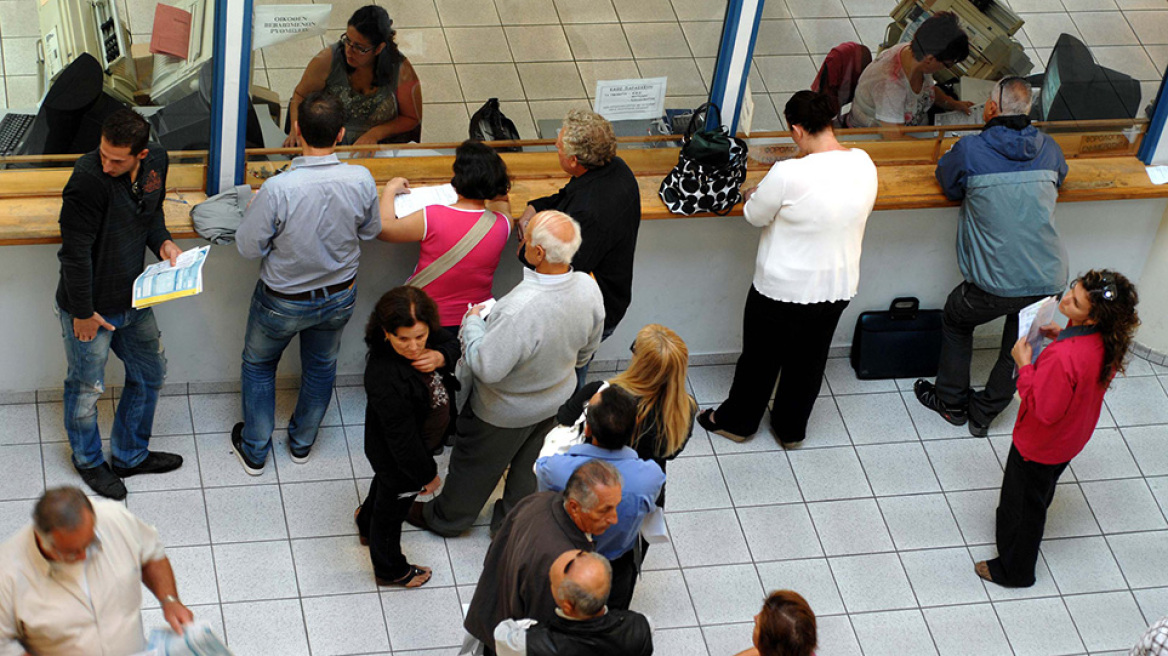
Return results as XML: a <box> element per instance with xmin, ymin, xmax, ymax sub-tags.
<box><xmin>969</xmin><ymin>545</ymin><xmax>1063</xmax><ymax>602</ymax></box>
<box><xmin>195</xmin><ymin>432</ymin><xmax>279</xmax><ymax>487</ymax></box>
<box><xmin>127</xmin><ymin>489</ymin><xmax>210</xmax><ymax>546</ymax></box>
<box><xmin>1107</xmin><ymin>530</ymin><xmax>1168</xmax><ymax>588</ymax></box>
<box><xmin>718</xmin><ymin>451</ymin><xmax>802</xmax><ymax>506</ymax></box>
<box><xmin>756</xmin><ymin>557</ymin><xmax>846</xmax><ymax>615</ymax></box>
<box><xmin>445</xmin><ymin>525</ymin><xmax>492</xmax><ymax>586</ymax></box>
<box><xmin>687</xmin><ymin>365</ymin><xmax>736</xmax><ymax>404</ymax></box>
<box><xmin>662</xmin><ymin>456</ymin><xmax>733</xmax><ymax>511</ymax></box>
<box><xmin>1070</xmin><ymin>427</ymin><xmax>1142</xmax><ymax>481</ymax></box>
<box><xmin>1104</xmin><ymin>376</ymin><xmax>1168</xmax><ymax>426</ymax></box>
<box><xmin>272</xmin><ymin>426</ymin><xmax>355</xmax><ymax>483</ymax></box>
<box><xmin>222</xmin><ymin>599</ymin><xmax>310</xmax><ymax>656</ymax></box>
<box><xmin>204</xmin><ymin>484</ymin><xmax>288</xmax><ymax>543</ymax></box>
<box><xmin>629</xmin><ymin>568</ymin><xmax>700</xmax><ymax>628</ymax></box>
<box><xmin>701</xmin><ymin>622</ymin><xmax>754</xmax><ymax>656</ymax></box>
<box><xmin>381</xmin><ymin>586</ymin><xmax>465</xmax><ymax>650</ymax></box>
<box><xmin>1133</xmin><ymin>586</ymin><xmax>1168</xmax><ymax>624</ymax></box>
<box><xmin>668</xmin><ymin>508</ymin><xmax>752</xmax><ymax>567</ymax></box>
<box><xmin>995</xmin><ymin>597</ymin><xmax>1086</xmax><ymax>656</ymax></box>
<box><xmin>925</xmin><ymin>438</ymin><xmax>1004</xmax><ymax>492</ymax></box>
<box><xmin>900</xmin><ymin>547</ymin><xmax>989</xmax><ymax>607</ymax></box>
<box><xmin>836</xmin><ymin>392</ymin><xmax>919</xmax><ymax>445</ymax></box>
<box><xmin>923</xmin><ymin>603</ymin><xmax>1014</xmax><ymax>656</ymax></box>
<box><xmin>1122</xmin><ymin>424</ymin><xmax>1168</xmax><ymax>476</ymax></box>
<box><xmin>817</xmin><ymin>615</ymin><xmax>863</xmax><ymax>655</ymax></box>
<box><xmin>738</xmin><ymin>503</ymin><xmax>825</xmax><ymax>561</ymax></box>
<box><xmin>651</xmin><ymin>627</ymin><xmax>709</xmax><ymax>655</ymax></box>
<box><xmin>281</xmin><ymin>479</ymin><xmax>359</xmax><ymax>539</ymax></box>
<box><xmin>291</xmin><ymin>535</ymin><xmax>378</xmax><ymax>596</ymax></box>
<box><xmin>879</xmin><ymin>493</ymin><xmax>965</xmax><ymax>550</ymax></box>
<box><xmin>0</xmin><ymin>444</ymin><xmax>44</xmax><ymax>500</ymax></box>
<box><xmin>857</xmin><ymin>442</ymin><xmax>943</xmax><ymax>496</ymax></box>
<box><xmin>214</xmin><ymin>540</ymin><xmax>299</xmax><ymax>603</ymax></box>
<box><xmin>683</xmin><ymin>563</ymin><xmax>764</xmax><ymax>624</ymax></box>
<box><xmin>850</xmin><ymin>609</ymin><xmax>939</xmax><ymax>656</ymax></box>
<box><xmin>1082</xmin><ymin>478</ymin><xmax>1168</xmax><ymax>533</ymax></box>
<box><xmin>787</xmin><ymin>446</ymin><xmax>872</xmax><ymax>501</ymax></box>
<box><xmin>0</xmin><ymin>403</ymin><xmax>39</xmax><ymax>445</ymax></box>
<box><xmin>301</xmin><ymin>592</ymin><xmax>392</xmax><ymax>656</ymax></box>
<box><xmin>808</xmin><ymin>498</ymin><xmax>894</xmax><ymax>556</ymax></box>
<box><xmin>830</xmin><ymin>552</ymin><xmax>917</xmax><ymax>613</ymax></box>
<box><xmin>1064</xmin><ymin>591</ymin><xmax>1151</xmax><ymax>652</ymax></box>
<box><xmin>1044</xmin><ymin>483</ymin><xmax>1103</xmax><ymax>539</ymax></box>
<box><xmin>0</xmin><ymin>499</ymin><xmax>36</xmax><ymax>539</ymax></box>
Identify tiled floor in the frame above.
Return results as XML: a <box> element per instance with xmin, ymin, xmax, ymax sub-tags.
<box><xmin>3</xmin><ymin>0</ymin><xmax>1168</xmax><ymax>140</ymax></box>
<box><xmin>1</xmin><ymin>354</ymin><xmax>1167</xmax><ymax>655</ymax></box>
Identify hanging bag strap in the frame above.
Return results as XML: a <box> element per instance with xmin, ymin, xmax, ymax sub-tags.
<box><xmin>406</xmin><ymin>210</ymin><xmax>496</xmax><ymax>289</ymax></box>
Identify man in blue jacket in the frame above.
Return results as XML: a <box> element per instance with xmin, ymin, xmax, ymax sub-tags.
<box><xmin>536</xmin><ymin>385</ymin><xmax>664</xmax><ymax>611</ymax></box>
<box><xmin>915</xmin><ymin>77</ymin><xmax>1069</xmax><ymax>437</ymax></box>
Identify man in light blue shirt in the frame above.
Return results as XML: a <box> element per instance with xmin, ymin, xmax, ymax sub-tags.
<box><xmin>231</xmin><ymin>91</ymin><xmax>381</xmax><ymax>475</ymax></box>
<box><xmin>536</xmin><ymin>385</ymin><xmax>664</xmax><ymax>611</ymax></box>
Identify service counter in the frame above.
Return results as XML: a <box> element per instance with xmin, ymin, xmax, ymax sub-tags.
<box><xmin>2</xmin><ymin>127</ymin><xmax>1166</xmax><ymax>394</ymax></box>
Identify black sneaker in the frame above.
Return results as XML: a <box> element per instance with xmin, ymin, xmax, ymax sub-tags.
<box><xmin>231</xmin><ymin>422</ymin><xmax>266</xmax><ymax>476</ymax></box>
<box><xmin>968</xmin><ymin>417</ymin><xmax>990</xmax><ymax>438</ymax></box>
<box><xmin>76</xmin><ymin>462</ymin><xmax>127</xmax><ymax>500</ymax></box>
<box><xmin>112</xmin><ymin>451</ymin><xmax>183</xmax><ymax>477</ymax></box>
<box><xmin>913</xmin><ymin>380</ymin><xmax>968</xmax><ymax>426</ymax></box>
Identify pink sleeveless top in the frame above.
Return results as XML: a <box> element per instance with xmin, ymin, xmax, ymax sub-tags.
<box><xmin>415</xmin><ymin>205</ymin><xmax>511</xmax><ymax>326</ymax></box>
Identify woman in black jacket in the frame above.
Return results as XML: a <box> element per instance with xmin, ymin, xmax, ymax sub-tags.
<box><xmin>355</xmin><ymin>286</ymin><xmax>460</xmax><ymax>588</ymax></box>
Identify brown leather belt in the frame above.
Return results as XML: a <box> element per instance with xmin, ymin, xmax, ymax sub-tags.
<box><xmin>264</xmin><ymin>278</ymin><xmax>354</xmax><ymax>301</ymax></box>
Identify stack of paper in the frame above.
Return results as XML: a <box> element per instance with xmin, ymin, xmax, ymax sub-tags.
<box><xmin>132</xmin><ymin>245</ymin><xmax>210</xmax><ymax>309</ymax></box>
<box><xmin>1018</xmin><ymin>295</ymin><xmax>1059</xmax><ymax>358</ymax></box>
<box><xmin>393</xmin><ymin>183</ymin><xmax>458</xmax><ymax>218</ymax></box>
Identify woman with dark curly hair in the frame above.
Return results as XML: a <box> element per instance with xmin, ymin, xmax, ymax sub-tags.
<box><xmin>283</xmin><ymin>5</ymin><xmax>421</xmax><ymax>145</ymax></box>
<box><xmin>735</xmin><ymin>589</ymin><xmax>817</xmax><ymax>656</ymax></box>
<box><xmin>976</xmin><ymin>269</ymin><xmax>1139</xmax><ymax>588</ymax></box>
<box><xmin>355</xmin><ymin>286</ymin><xmax>460</xmax><ymax>588</ymax></box>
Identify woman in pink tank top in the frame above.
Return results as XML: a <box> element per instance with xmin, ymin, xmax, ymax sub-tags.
<box><xmin>378</xmin><ymin>140</ymin><xmax>513</xmax><ymax>331</ymax></box>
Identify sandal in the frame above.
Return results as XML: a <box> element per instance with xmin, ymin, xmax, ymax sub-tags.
<box><xmin>974</xmin><ymin>561</ymin><xmax>994</xmax><ymax>583</ymax></box>
<box><xmin>354</xmin><ymin>507</ymin><xmax>368</xmax><ymax>546</ymax></box>
<box><xmin>697</xmin><ymin>408</ymin><xmax>749</xmax><ymax>443</ymax></box>
<box><xmin>377</xmin><ymin>565</ymin><xmax>432</xmax><ymax>589</ymax></box>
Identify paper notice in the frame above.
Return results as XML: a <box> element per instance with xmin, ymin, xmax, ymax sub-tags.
<box><xmin>593</xmin><ymin>77</ymin><xmax>668</xmax><ymax>122</ymax></box>
<box><xmin>393</xmin><ymin>183</ymin><xmax>458</xmax><ymax>218</ymax></box>
<box><xmin>252</xmin><ymin>5</ymin><xmax>332</xmax><ymax>50</ymax></box>
<box><xmin>150</xmin><ymin>4</ymin><xmax>192</xmax><ymax>59</ymax></box>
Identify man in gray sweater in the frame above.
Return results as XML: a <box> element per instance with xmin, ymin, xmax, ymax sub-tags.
<box><xmin>411</xmin><ymin>210</ymin><xmax>605</xmax><ymax>537</ymax></box>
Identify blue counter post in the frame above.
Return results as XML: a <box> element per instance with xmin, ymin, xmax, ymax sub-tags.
<box><xmin>707</xmin><ymin>0</ymin><xmax>765</xmax><ymax>133</ymax></box>
<box><xmin>207</xmin><ymin>0</ymin><xmax>253</xmax><ymax>195</ymax></box>
<box><xmin>1138</xmin><ymin>76</ymin><xmax>1168</xmax><ymax>165</ymax></box>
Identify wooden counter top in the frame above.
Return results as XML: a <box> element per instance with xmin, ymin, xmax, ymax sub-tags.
<box><xmin>2</xmin><ymin>133</ymin><xmax>1165</xmax><ymax>245</ymax></box>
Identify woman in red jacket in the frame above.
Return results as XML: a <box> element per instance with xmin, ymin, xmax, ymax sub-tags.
<box><xmin>976</xmin><ymin>269</ymin><xmax>1139</xmax><ymax>587</ymax></box>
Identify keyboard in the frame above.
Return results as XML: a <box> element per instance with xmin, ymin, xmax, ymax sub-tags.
<box><xmin>0</xmin><ymin>113</ymin><xmax>35</xmax><ymax>157</ymax></box>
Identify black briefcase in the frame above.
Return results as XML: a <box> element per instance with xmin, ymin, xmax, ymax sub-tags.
<box><xmin>850</xmin><ymin>297</ymin><xmax>943</xmax><ymax>379</ymax></box>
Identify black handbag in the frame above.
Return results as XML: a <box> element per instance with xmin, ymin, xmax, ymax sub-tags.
<box><xmin>850</xmin><ymin>297</ymin><xmax>944</xmax><ymax>379</ymax></box>
<box><xmin>658</xmin><ymin>103</ymin><xmax>748</xmax><ymax>216</ymax></box>
<box><xmin>469</xmin><ymin>98</ymin><xmax>522</xmax><ymax>152</ymax></box>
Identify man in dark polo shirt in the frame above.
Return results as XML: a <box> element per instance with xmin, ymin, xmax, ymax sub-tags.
<box><xmin>55</xmin><ymin>109</ymin><xmax>185</xmax><ymax>500</ymax></box>
<box><xmin>517</xmin><ymin>110</ymin><xmax>641</xmax><ymax>386</ymax></box>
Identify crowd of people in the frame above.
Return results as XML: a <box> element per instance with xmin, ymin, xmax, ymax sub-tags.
<box><xmin>0</xmin><ymin>15</ymin><xmax>1162</xmax><ymax>652</ymax></box>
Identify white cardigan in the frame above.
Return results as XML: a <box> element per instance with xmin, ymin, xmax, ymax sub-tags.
<box><xmin>743</xmin><ymin>148</ymin><xmax>879</xmax><ymax>304</ymax></box>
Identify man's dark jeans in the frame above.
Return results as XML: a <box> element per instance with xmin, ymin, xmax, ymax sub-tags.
<box><xmin>935</xmin><ymin>282</ymin><xmax>1046</xmax><ymax>425</ymax></box>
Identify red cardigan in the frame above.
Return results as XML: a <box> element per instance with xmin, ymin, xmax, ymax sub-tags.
<box><xmin>1013</xmin><ymin>325</ymin><xmax>1107</xmax><ymax>465</ymax></box>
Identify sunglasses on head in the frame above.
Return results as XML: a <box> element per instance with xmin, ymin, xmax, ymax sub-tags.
<box><xmin>997</xmin><ymin>76</ymin><xmax>1025</xmax><ymax>110</ymax></box>
<box><xmin>563</xmin><ymin>550</ymin><xmax>586</xmax><ymax>576</ymax></box>
<box><xmin>1071</xmin><ymin>273</ymin><xmax>1118</xmax><ymax>302</ymax></box>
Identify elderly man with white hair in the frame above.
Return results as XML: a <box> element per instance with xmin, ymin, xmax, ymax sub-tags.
<box><xmin>915</xmin><ymin>76</ymin><xmax>1069</xmax><ymax>437</ymax></box>
<box><xmin>410</xmin><ymin>210</ymin><xmax>605</xmax><ymax>537</ymax></box>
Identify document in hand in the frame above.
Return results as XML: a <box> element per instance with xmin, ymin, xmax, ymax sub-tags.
<box><xmin>393</xmin><ymin>183</ymin><xmax>458</xmax><ymax>218</ymax></box>
<box><xmin>1018</xmin><ymin>295</ymin><xmax>1059</xmax><ymax>358</ymax></box>
<box><xmin>132</xmin><ymin>245</ymin><xmax>211</xmax><ymax>309</ymax></box>
<box><xmin>136</xmin><ymin>621</ymin><xmax>234</xmax><ymax>655</ymax></box>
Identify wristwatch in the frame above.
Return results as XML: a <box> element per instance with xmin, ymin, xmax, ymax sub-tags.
<box><xmin>160</xmin><ymin>595</ymin><xmax>181</xmax><ymax>605</ymax></box>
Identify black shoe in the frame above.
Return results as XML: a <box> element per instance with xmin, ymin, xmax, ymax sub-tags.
<box><xmin>697</xmin><ymin>408</ymin><xmax>749</xmax><ymax>443</ymax></box>
<box><xmin>913</xmin><ymin>380</ymin><xmax>968</xmax><ymax>426</ymax></box>
<box><xmin>968</xmin><ymin>417</ymin><xmax>990</xmax><ymax>438</ymax></box>
<box><xmin>76</xmin><ymin>463</ymin><xmax>127</xmax><ymax>500</ymax></box>
<box><xmin>231</xmin><ymin>422</ymin><xmax>266</xmax><ymax>476</ymax></box>
<box><xmin>112</xmin><ymin>451</ymin><xmax>183</xmax><ymax>477</ymax></box>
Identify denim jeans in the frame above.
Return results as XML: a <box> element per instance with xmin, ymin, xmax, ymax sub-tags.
<box><xmin>240</xmin><ymin>280</ymin><xmax>356</xmax><ymax>463</ymax></box>
<box><xmin>57</xmin><ymin>304</ymin><xmax>167</xmax><ymax>470</ymax></box>
<box><xmin>574</xmin><ymin>325</ymin><xmax>616</xmax><ymax>392</ymax></box>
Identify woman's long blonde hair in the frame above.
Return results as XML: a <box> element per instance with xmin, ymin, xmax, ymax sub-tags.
<box><xmin>609</xmin><ymin>324</ymin><xmax>697</xmax><ymax>458</ymax></box>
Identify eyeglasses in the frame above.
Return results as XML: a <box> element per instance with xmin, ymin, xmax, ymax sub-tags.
<box><xmin>340</xmin><ymin>34</ymin><xmax>374</xmax><ymax>55</ymax></box>
<box><xmin>1071</xmin><ymin>275</ymin><xmax>1118</xmax><ymax>302</ymax></box>
<box><xmin>563</xmin><ymin>550</ymin><xmax>586</xmax><ymax>576</ymax></box>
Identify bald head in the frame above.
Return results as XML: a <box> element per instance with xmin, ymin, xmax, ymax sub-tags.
<box><xmin>549</xmin><ymin>550</ymin><xmax>611</xmax><ymax>619</ymax></box>
<box><xmin>527</xmin><ymin>210</ymin><xmax>582</xmax><ymax>265</ymax></box>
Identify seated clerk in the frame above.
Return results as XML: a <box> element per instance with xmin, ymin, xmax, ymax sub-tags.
<box><xmin>848</xmin><ymin>12</ymin><xmax>973</xmax><ymax>128</ymax></box>
<box><xmin>535</xmin><ymin>385</ymin><xmax>665</xmax><ymax>611</ymax></box>
<box><xmin>493</xmin><ymin>550</ymin><xmax>653</xmax><ymax>656</ymax></box>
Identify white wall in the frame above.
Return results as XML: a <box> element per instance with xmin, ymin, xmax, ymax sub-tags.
<box><xmin>1134</xmin><ymin>203</ymin><xmax>1168</xmax><ymax>353</ymax></box>
<box><xmin>2</xmin><ymin>198</ymin><xmax>1163</xmax><ymax>393</ymax></box>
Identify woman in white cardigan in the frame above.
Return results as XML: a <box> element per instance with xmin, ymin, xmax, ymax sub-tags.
<box><xmin>699</xmin><ymin>90</ymin><xmax>879</xmax><ymax>446</ymax></box>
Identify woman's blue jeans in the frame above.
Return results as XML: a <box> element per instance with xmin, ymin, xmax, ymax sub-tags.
<box><xmin>57</xmin><ymin>305</ymin><xmax>167</xmax><ymax>470</ymax></box>
<box><xmin>240</xmin><ymin>281</ymin><xmax>356</xmax><ymax>464</ymax></box>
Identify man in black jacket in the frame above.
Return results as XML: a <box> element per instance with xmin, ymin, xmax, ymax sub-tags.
<box><xmin>493</xmin><ymin>549</ymin><xmax>653</xmax><ymax>656</ymax></box>
<box><xmin>55</xmin><ymin>109</ymin><xmax>185</xmax><ymax>500</ymax></box>
<box><xmin>517</xmin><ymin>110</ymin><xmax>641</xmax><ymax>386</ymax></box>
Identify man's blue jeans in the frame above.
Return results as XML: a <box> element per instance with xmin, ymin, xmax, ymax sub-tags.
<box><xmin>57</xmin><ymin>305</ymin><xmax>167</xmax><ymax>470</ymax></box>
<box><xmin>574</xmin><ymin>325</ymin><xmax>617</xmax><ymax>392</ymax></box>
<box><xmin>240</xmin><ymin>281</ymin><xmax>356</xmax><ymax>463</ymax></box>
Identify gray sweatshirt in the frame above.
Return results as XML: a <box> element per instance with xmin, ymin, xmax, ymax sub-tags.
<box><xmin>462</xmin><ymin>268</ymin><xmax>605</xmax><ymax>428</ymax></box>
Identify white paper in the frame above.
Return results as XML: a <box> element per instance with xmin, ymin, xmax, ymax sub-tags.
<box><xmin>137</xmin><ymin>621</ymin><xmax>234</xmax><ymax>655</ymax></box>
<box><xmin>393</xmin><ymin>183</ymin><xmax>457</xmax><ymax>218</ymax></box>
<box><xmin>252</xmin><ymin>5</ymin><xmax>331</xmax><ymax>50</ymax></box>
<box><xmin>1146</xmin><ymin>165</ymin><xmax>1168</xmax><ymax>185</ymax></box>
<box><xmin>593</xmin><ymin>77</ymin><xmax>668</xmax><ymax>122</ymax></box>
<box><xmin>640</xmin><ymin>507</ymin><xmax>669</xmax><ymax>544</ymax></box>
<box><xmin>934</xmin><ymin>106</ymin><xmax>984</xmax><ymax>127</ymax></box>
<box><xmin>132</xmin><ymin>246</ymin><xmax>210</xmax><ymax>309</ymax></box>
<box><xmin>471</xmin><ymin>298</ymin><xmax>497</xmax><ymax>319</ymax></box>
<box><xmin>1017</xmin><ymin>295</ymin><xmax>1059</xmax><ymax>359</ymax></box>
<box><xmin>959</xmin><ymin>77</ymin><xmax>998</xmax><ymax>106</ymax></box>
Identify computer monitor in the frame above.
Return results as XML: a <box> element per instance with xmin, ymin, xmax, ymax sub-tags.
<box><xmin>37</xmin><ymin>0</ymin><xmax>137</xmax><ymax>105</ymax></box>
<box><xmin>1037</xmin><ymin>33</ymin><xmax>1141</xmax><ymax>122</ymax></box>
<box><xmin>19</xmin><ymin>53</ymin><xmax>127</xmax><ymax>156</ymax></box>
<box><xmin>151</xmin><ymin>61</ymin><xmax>264</xmax><ymax>151</ymax></box>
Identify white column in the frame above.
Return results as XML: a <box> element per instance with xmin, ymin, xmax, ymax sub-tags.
<box><xmin>707</xmin><ymin>0</ymin><xmax>765</xmax><ymax>133</ymax></box>
<box><xmin>206</xmin><ymin>0</ymin><xmax>253</xmax><ymax>195</ymax></box>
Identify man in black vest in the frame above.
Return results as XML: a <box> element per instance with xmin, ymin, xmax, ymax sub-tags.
<box><xmin>493</xmin><ymin>549</ymin><xmax>653</xmax><ymax>656</ymax></box>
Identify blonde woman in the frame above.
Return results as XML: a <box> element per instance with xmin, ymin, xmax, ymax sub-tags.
<box><xmin>553</xmin><ymin>323</ymin><xmax>697</xmax><ymax>608</ymax></box>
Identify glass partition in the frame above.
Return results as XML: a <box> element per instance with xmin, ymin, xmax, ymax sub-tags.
<box><xmin>0</xmin><ymin>0</ymin><xmax>214</xmax><ymax>171</ymax></box>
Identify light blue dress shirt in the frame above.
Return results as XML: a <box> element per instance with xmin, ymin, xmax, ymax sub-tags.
<box><xmin>536</xmin><ymin>443</ymin><xmax>665</xmax><ymax>559</ymax></box>
<box><xmin>236</xmin><ymin>154</ymin><xmax>381</xmax><ymax>293</ymax></box>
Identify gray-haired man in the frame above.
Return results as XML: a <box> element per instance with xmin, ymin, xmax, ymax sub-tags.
<box><xmin>464</xmin><ymin>460</ymin><xmax>623</xmax><ymax>654</ymax></box>
<box><xmin>0</xmin><ymin>487</ymin><xmax>193</xmax><ymax>655</ymax></box>
<box><xmin>410</xmin><ymin>210</ymin><xmax>605</xmax><ymax>537</ymax></box>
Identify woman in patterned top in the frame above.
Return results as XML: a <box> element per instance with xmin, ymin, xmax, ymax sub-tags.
<box><xmin>283</xmin><ymin>5</ymin><xmax>421</xmax><ymax>146</ymax></box>
<box><xmin>355</xmin><ymin>287</ymin><xmax>459</xmax><ymax>588</ymax></box>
